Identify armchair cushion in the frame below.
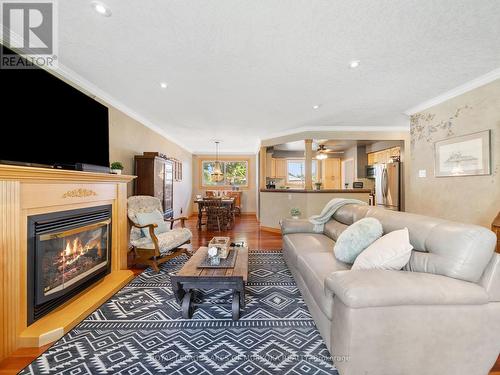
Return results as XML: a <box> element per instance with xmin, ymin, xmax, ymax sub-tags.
<box><xmin>131</xmin><ymin>228</ymin><xmax>192</xmax><ymax>254</ymax></box>
<box><xmin>136</xmin><ymin>209</ymin><xmax>169</xmax><ymax>238</ymax></box>
<box><xmin>325</xmin><ymin>269</ymin><xmax>489</xmax><ymax>309</ymax></box>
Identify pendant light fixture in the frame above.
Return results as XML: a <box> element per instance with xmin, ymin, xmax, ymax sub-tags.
<box><xmin>211</xmin><ymin>141</ymin><xmax>224</xmax><ymax>182</ymax></box>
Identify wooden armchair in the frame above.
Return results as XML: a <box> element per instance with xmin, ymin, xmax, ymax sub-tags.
<box><xmin>128</xmin><ymin>196</ymin><xmax>192</xmax><ymax>272</ymax></box>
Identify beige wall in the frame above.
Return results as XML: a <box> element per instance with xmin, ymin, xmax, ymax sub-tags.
<box><xmin>260</xmin><ymin>191</ymin><xmax>370</xmax><ymax>229</ymax></box>
<box><xmin>108</xmin><ymin>108</ymin><xmax>193</xmax><ymax>217</ymax></box>
<box><xmin>407</xmin><ymin>79</ymin><xmax>500</xmax><ymax>228</ymax></box>
<box><xmin>192</xmin><ymin>154</ymin><xmax>257</xmax><ymax>214</ymax></box>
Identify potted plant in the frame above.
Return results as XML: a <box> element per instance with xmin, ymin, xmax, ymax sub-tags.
<box><xmin>110</xmin><ymin>161</ymin><xmax>124</xmax><ymax>175</ymax></box>
<box><xmin>314</xmin><ymin>181</ymin><xmax>322</xmax><ymax>190</ymax></box>
<box><xmin>290</xmin><ymin>207</ymin><xmax>301</xmax><ymax>219</ymax></box>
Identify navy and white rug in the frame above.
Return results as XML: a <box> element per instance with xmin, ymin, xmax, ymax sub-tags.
<box><xmin>21</xmin><ymin>250</ymin><xmax>338</xmax><ymax>374</ymax></box>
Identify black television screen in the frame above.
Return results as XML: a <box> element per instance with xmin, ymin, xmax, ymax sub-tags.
<box><xmin>0</xmin><ymin>46</ymin><xmax>109</xmax><ymax>169</ymax></box>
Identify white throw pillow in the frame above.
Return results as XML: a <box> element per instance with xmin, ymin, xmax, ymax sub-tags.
<box><xmin>351</xmin><ymin>228</ymin><xmax>413</xmax><ymax>270</ymax></box>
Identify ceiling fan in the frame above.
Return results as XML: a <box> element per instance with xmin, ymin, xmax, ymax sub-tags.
<box><xmin>315</xmin><ymin>144</ymin><xmax>344</xmax><ymax>160</ymax></box>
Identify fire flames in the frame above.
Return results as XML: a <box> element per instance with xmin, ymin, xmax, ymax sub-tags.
<box><xmin>60</xmin><ymin>236</ymin><xmax>102</xmax><ymax>267</ymax></box>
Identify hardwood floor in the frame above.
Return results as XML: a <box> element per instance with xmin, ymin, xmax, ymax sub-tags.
<box><xmin>186</xmin><ymin>213</ymin><xmax>282</xmax><ymax>250</ymax></box>
<box><xmin>1</xmin><ymin>214</ymin><xmax>498</xmax><ymax>374</ymax></box>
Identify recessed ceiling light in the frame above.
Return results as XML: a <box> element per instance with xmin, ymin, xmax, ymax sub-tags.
<box><xmin>312</xmin><ymin>104</ymin><xmax>321</xmax><ymax>110</ymax></box>
<box><xmin>349</xmin><ymin>60</ymin><xmax>360</xmax><ymax>68</ymax></box>
<box><xmin>160</xmin><ymin>82</ymin><xmax>168</xmax><ymax>89</ymax></box>
<box><xmin>91</xmin><ymin>2</ymin><xmax>112</xmax><ymax>17</ymax></box>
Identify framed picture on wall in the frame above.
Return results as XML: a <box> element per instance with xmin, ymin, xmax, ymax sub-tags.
<box><xmin>434</xmin><ymin>130</ymin><xmax>491</xmax><ymax>177</ymax></box>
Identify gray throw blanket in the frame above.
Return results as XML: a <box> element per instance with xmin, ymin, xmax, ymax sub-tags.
<box><xmin>309</xmin><ymin>198</ymin><xmax>367</xmax><ymax>232</ymax></box>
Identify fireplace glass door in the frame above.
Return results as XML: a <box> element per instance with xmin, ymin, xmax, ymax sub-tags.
<box><xmin>38</xmin><ymin>220</ymin><xmax>110</xmax><ymax>303</ymax></box>
<box><xmin>28</xmin><ymin>205</ymin><xmax>112</xmax><ymax>324</ymax></box>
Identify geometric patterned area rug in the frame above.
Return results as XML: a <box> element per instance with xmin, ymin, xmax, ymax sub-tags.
<box><xmin>21</xmin><ymin>250</ymin><xmax>338</xmax><ymax>374</ymax></box>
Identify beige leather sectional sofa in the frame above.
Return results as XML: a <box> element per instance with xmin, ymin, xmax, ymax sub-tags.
<box><xmin>281</xmin><ymin>204</ymin><xmax>500</xmax><ymax>375</ymax></box>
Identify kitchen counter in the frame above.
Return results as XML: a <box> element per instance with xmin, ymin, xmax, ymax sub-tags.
<box><xmin>259</xmin><ymin>189</ymin><xmax>371</xmax><ymax>230</ymax></box>
<box><xmin>260</xmin><ymin>188</ymin><xmax>372</xmax><ymax>193</ymax></box>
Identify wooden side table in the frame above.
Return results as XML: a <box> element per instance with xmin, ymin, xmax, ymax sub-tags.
<box><xmin>171</xmin><ymin>246</ymin><xmax>248</xmax><ymax>320</ymax></box>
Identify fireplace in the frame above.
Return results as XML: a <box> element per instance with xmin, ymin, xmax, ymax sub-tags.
<box><xmin>27</xmin><ymin>205</ymin><xmax>112</xmax><ymax>324</ymax></box>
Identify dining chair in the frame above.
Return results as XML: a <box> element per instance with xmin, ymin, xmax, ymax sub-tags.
<box><xmin>203</xmin><ymin>198</ymin><xmax>230</xmax><ymax>231</ymax></box>
<box><xmin>225</xmin><ymin>191</ymin><xmax>241</xmax><ymax>216</ymax></box>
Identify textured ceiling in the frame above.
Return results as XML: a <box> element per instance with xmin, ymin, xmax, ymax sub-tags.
<box><xmin>57</xmin><ymin>0</ymin><xmax>500</xmax><ymax>153</ymax></box>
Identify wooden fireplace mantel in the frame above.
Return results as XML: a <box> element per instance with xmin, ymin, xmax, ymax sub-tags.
<box><xmin>0</xmin><ymin>164</ymin><xmax>136</xmax><ymax>360</ymax></box>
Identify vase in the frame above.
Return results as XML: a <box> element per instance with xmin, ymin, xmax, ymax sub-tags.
<box><xmin>292</xmin><ymin>216</ymin><xmax>300</xmax><ymax>220</ymax></box>
<box><xmin>209</xmin><ymin>254</ymin><xmax>220</xmax><ymax>266</ymax></box>
<box><xmin>111</xmin><ymin>169</ymin><xmax>122</xmax><ymax>175</ymax></box>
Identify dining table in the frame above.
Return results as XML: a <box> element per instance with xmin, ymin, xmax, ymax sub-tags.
<box><xmin>194</xmin><ymin>197</ymin><xmax>235</xmax><ymax>230</ymax></box>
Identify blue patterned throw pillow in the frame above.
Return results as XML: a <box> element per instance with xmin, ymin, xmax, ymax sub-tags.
<box><xmin>334</xmin><ymin>217</ymin><xmax>383</xmax><ymax>264</ymax></box>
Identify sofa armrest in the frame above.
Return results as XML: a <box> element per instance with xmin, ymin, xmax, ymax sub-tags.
<box><xmin>280</xmin><ymin>218</ymin><xmax>316</xmax><ymax>235</ymax></box>
<box><xmin>325</xmin><ymin>270</ymin><xmax>489</xmax><ymax>308</ymax></box>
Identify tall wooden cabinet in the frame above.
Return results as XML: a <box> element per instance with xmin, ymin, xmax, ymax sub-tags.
<box><xmin>134</xmin><ymin>152</ymin><xmax>174</xmax><ymax>218</ymax></box>
<box><xmin>267</xmin><ymin>158</ymin><xmax>287</xmax><ymax>179</ymax></box>
<box><xmin>322</xmin><ymin>158</ymin><xmax>341</xmax><ymax>189</ymax></box>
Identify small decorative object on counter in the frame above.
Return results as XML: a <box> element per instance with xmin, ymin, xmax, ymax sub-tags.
<box><xmin>314</xmin><ymin>181</ymin><xmax>322</xmax><ymax>190</ymax></box>
<box><xmin>110</xmin><ymin>161</ymin><xmax>124</xmax><ymax>175</ymax></box>
<box><xmin>230</xmin><ymin>241</ymin><xmax>246</xmax><ymax>249</ymax></box>
<box><xmin>290</xmin><ymin>207</ymin><xmax>301</xmax><ymax>219</ymax></box>
<box><xmin>208</xmin><ymin>246</ymin><xmax>220</xmax><ymax>265</ymax></box>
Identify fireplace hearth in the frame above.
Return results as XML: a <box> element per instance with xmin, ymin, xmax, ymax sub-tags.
<box><xmin>27</xmin><ymin>205</ymin><xmax>112</xmax><ymax>324</ymax></box>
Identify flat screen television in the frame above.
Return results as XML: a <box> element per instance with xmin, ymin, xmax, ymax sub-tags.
<box><xmin>0</xmin><ymin>45</ymin><xmax>110</xmax><ymax>171</ymax></box>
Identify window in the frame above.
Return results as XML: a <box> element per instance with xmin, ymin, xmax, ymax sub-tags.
<box><xmin>286</xmin><ymin>159</ymin><xmax>318</xmax><ymax>184</ymax></box>
<box><xmin>201</xmin><ymin>160</ymin><xmax>249</xmax><ymax>187</ymax></box>
<box><xmin>225</xmin><ymin>161</ymin><xmax>248</xmax><ymax>186</ymax></box>
<box><xmin>287</xmin><ymin>160</ymin><xmax>305</xmax><ymax>183</ymax></box>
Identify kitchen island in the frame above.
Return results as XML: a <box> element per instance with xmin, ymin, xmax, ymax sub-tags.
<box><xmin>259</xmin><ymin>188</ymin><xmax>371</xmax><ymax>230</ymax></box>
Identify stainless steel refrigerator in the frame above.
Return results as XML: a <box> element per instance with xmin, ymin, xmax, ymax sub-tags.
<box><xmin>374</xmin><ymin>162</ymin><xmax>401</xmax><ymax>211</ymax></box>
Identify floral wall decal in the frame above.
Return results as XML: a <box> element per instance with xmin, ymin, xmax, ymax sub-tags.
<box><xmin>410</xmin><ymin>105</ymin><xmax>471</xmax><ymax>148</ymax></box>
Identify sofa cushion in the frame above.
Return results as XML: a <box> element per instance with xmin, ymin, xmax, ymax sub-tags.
<box><xmin>325</xmin><ymin>269</ymin><xmax>489</xmax><ymax>308</ymax></box>
<box><xmin>283</xmin><ymin>233</ymin><xmax>334</xmax><ymax>268</ymax></box>
<box><xmin>323</xmin><ymin>219</ymin><xmax>348</xmax><ymax>241</ymax></box>
<box><xmin>297</xmin><ymin>252</ymin><xmax>350</xmax><ymax>319</ymax></box>
<box><xmin>331</xmin><ymin>204</ymin><xmax>496</xmax><ymax>283</ymax></box>
<box><xmin>334</xmin><ymin>218</ymin><xmax>383</xmax><ymax>264</ymax></box>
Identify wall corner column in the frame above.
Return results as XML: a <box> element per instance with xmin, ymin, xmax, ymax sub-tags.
<box><xmin>259</xmin><ymin>146</ymin><xmax>267</xmax><ymax>189</ymax></box>
<box><xmin>304</xmin><ymin>139</ymin><xmax>313</xmax><ymax>190</ymax></box>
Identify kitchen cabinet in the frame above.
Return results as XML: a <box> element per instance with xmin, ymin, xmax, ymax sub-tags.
<box><xmin>322</xmin><ymin>158</ymin><xmax>341</xmax><ymax>189</ymax></box>
<box><xmin>368</xmin><ymin>147</ymin><xmax>400</xmax><ymax>165</ymax></box>
<box><xmin>267</xmin><ymin>158</ymin><xmax>287</xmax><ymax>179</ymax></box>
<box><xmin>274</xmin><ymin>159</ymin><xmax>287</xmax><ymax>179</ymax></box>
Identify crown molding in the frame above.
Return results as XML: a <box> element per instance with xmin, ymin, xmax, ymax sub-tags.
<box><xmin>192</xmin><ymin>150</ymin><xmax>259</xmax><ymax>156</ymax></box>
<box><xmin>405</xmin><ymin>68</ymin><xmax>500</xmax><ymax>115</ymax></box>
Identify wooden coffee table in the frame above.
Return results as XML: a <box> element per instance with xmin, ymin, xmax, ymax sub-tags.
<box><xmin>171</xmin><ymin>246</ymin><xmax>248</xmax><ymax>320</ymax></box>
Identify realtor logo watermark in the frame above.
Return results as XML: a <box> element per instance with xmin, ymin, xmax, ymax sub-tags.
<box><xmin>1</xmin><ymin>0</ymin><xmax>58</xmax><ymax>68</ymax></box>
